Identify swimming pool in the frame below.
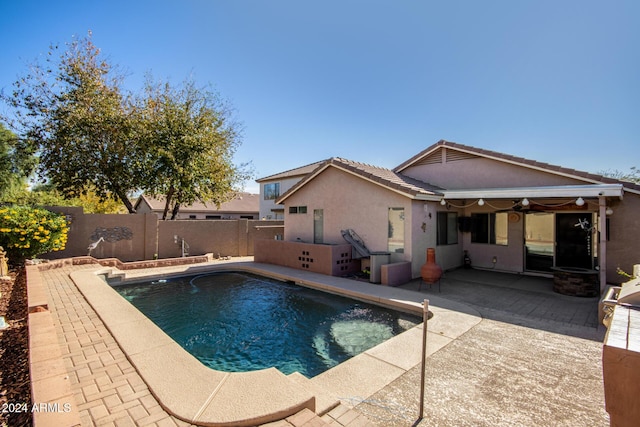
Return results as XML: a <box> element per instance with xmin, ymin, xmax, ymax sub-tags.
<box><xmin>115</xmin><ymin>271</ymin><xmax>420</xmax><ymax>378</ymax></box>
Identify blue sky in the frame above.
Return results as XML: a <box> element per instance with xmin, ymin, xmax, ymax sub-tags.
<box><xmin>1</xmin><ymin>1</ymin><xmax>638</xmax><ymax>193</ymax></box>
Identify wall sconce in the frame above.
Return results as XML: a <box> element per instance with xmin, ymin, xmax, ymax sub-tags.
<box><xmin>521</xmin><ymin>198</ymin><xmax>530</xmax><ymax>206</ymax></box>
<box><xmin>576</xmin><ymin>197</ymin><xmax>585</xmax><ymax>206</ymax></box>
<box><xmin>440</xmin><ymin>199</ymin><xmax>446</xmax><ymax>205</ymax></box>
<box><xmin>478</xmin><ymin>198</ymin><xmax>485</xmax><ymax>206</ymax></box>
<box><xmin>606</xmin><ymin>207</ymin><xmax>613</xmax><ymax>215</ymax></box>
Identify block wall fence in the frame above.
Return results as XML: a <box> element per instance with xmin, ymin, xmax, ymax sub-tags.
<box><xmin>42</xmin><ymin>206</ymin><xmax>284</xmax><ymax>262</ymax></box>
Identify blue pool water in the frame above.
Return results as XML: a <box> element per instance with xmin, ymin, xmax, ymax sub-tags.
<box><xmin>115</xmin><ymin>271</ymin><xmax>419</xmax><ymax>377</ymax></box>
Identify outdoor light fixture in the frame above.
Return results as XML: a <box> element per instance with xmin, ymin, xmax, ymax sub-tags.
<box><xmin>606</xmin><ymin>207</ymin><xmax>614</xmax><ymax>215</ymax></box>
<box><xmin>478</xmin><ymin>198</ymin><xmax>485</xmax><ymax>206</ymax></box>
<box><xmin>440</xmin><ymin>199</ymin><xmax>446</xmax><ymax>205</ymax></box>
<box><xmin>521</xmin><ymin>198</ymin><xmax>530</xmax><ymax>206</ymax></box>
<box><xmin>576</xmin><ymin>197</ymin><xmax>585</xmax><ymax>206</ymax></box>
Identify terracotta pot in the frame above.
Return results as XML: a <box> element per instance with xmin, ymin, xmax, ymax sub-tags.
<box><xmin>421</xmin><ymin>248</ymin><xmax>442</xmax><ymax>283</ymax></box>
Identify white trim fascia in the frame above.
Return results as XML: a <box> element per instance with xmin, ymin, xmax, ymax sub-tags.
<box><xmin>622</xmin><ymin>186</ymin><xmax>640</xmax><ymax>196</ymax></box>
<box><xmin>441</xmin><ymin>184</ymin><xmax>624</xmax><ymax>200</ymax></box>
<box><xmin>415</xmin><ymin>194</ymin><xmax>447</xmax><ymax>201</ymax></box>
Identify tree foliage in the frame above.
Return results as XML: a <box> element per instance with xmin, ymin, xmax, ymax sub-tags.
<box><xmin>27</xmin><ymin>184</ymin><xmax>126</xmax><ymax>214</ymax></box>
<box><xmin>1</xmin><ymin>184</ymin><xmax>125</xmax><ymax>214</ymax></box>
<box><xmin>0</xmin><ymin>123</ymin><xmax>36</xmax><ymax>200</ymax></box>
<box><xmin>2</xmin><ymin>33</ymin><xmax>139</xmax><ymax>212</ymax></box>
<box><xmin>598</xmin><ymin>167</ymin><xmax>640</xmax><ymax>184</ymax></box>
<box><xmin>1</xmin><ymin>32</ymin><xmax>250</xmax><ymax>217</ymax></box>
<box><xmin>135</xmin><ymin>77</ymin><xmax>250</xmax><ymax>219</ymax></box>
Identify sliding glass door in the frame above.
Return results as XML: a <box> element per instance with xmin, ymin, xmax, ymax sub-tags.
<box><xmin>524</xmin><ymin>211</ymin><xmax>595</xmax><ymax>272</ymax></box>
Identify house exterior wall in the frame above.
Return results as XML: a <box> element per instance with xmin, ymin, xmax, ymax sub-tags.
<box><xmin>411</xmin><ymin>201</ymin><xmax>463</xmax><ymax>278</ymax></box>
<box><xmin>282</xmin><ymin>167</ymin><xmax>414</xmax><ymax>264</ymax></box>
<box><xmin>258</xmin><ymin>145</ymin><xmax>639</xmax><ymax>286</ymax></box>
<box><xmin>259</xmin><ymin>176</ymin><xmax>305</xmax><ymax>220</ymax></box>
<box><xmin>457</xmin><ymin>205</ymin><xmax>526</xmax><ymax>272</ymax></box>
<box><xmin>399</xmin><ymin>150</ymin><xmax>640</xmax><ymax>284</ymax></box>
<box><xmin>135</xmin><ymin>201</ymin><xmax>154</xmax><ymax>215</ymax></box>
<box><xmin>402</xmin><ymin>154</ymin><xmax>586</xmax><ymax>189</ymax></box>
<box><xmin>606</xmin><ymin>192</ymin><xmax>640</xmax><ymax>284</ymax></box>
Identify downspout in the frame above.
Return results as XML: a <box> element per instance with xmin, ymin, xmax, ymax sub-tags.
<box><xmin>599</xmin><ymin>195</ymin><xmax>607</xmax><ymax>294</ymax></box>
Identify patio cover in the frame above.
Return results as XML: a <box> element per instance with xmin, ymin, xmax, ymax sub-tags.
<box><xmin>440</xmin><ymin>184</ymin><xmax>624</xmax><ymax>201</ymax></box>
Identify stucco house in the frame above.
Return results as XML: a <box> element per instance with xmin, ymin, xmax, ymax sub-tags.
<box><xmin>256</xmin><ymin>161</ymin><xmax>324</xmax><ymax>220</ymax></box>
<box><xmin>134</xmin><ymin>193</ymin><xmax>259</xmax><ymax>220</ymax></box>
<box><xmin>265</xmin><ymin>140</ymin><xmax>639</xmax><ymax>289</ymax></box>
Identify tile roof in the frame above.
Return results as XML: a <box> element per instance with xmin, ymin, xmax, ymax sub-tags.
<box><xmin>276</xmin><ymin>157</ymin><xmax>444</xmax><ymax>203</ymax></box>
<box><xmin>255</xmin><ymin>160</ymin><xmax>326</xmax><ymax>182</ymax></box>
<box><xmin>395</xmin><ymin>139</ymin><xmax>640</xmax><ymax>192</ymax></box>
<box><xmin>136</xmin><ymin>192</ymin><xmax>259</xmax><ymax>213</ymax></box>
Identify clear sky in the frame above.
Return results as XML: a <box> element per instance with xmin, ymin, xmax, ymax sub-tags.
<box><xmin>1</xmin><ymin>0</ymin><xmax>638</xmax><ymax>193</ymax></box>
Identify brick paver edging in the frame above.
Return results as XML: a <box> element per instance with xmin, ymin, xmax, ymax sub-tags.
<box><xmin>26</xmin><ymin>264</ymin><xmax>82</xmax><ymax>426</ymax></box>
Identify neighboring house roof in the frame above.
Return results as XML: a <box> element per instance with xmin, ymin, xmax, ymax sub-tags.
<box><xmin>256</xmin><ymin>160</ymin><xmax>326</xmax><ymax>182</ymax></box>
<box><xmin>276</xmin><ymin>157</ymin><xmax>444</xmax><ymax>204</ymax></box>
<box><xmin>134</xmin><ymin>193</ymin><xmax>259</xmax><ymax>214</ymax></box>
<box><xmin>395</xmin><ymin>139</ymin><xmax>640</xmax><ymax>194</ymax></box>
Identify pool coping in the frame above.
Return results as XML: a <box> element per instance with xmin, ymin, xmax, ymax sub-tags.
<box><xmin>36</xmin><ymin>260</ymin><xmax>482</xmax><ymax>426</ymax></box>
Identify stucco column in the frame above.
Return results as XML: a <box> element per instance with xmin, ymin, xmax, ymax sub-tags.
<box><xmin>599</xmin><ymin>196</ymin><xmax>607</xmax><ymax>293</ymax></box>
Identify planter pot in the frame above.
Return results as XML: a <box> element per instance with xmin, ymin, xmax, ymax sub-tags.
<box><xmin>421</xmin><ymin>248</ymin><xmax>442</xmax><ymax>283</ymax></box>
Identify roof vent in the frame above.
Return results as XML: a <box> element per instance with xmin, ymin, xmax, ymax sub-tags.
<box><xmin>446</xmin><ymin>150</ymin><xmax>478</xmax><ymax>162</ymax></box>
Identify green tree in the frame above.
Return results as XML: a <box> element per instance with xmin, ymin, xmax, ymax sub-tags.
<box><xmin>26</xmin><ymin>183</ymin><xmax>126</xmax><ymax>213</ymax></box>
<box><xmin>1</xmin><ymin>33</ymin><xmax>139</xmax><ymax>213</ymax></box>
<box><xmin>136</xmin><ymin>77</ymin><xmax>251</xmax><ymax>219</ymax></box>
<box><xmin>0</xmin><ymin>123</ymin><xmax>36</xmax><ymax>201</ymax></box>
<box><xmin>2</xmin><ymin>33</ymin><xmax>251</xmax><ymax>217</ymax></box>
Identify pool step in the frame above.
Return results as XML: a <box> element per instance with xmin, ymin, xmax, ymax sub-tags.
<box><xmin>287</xmin><ymin>372</ymin><xmax>341</xmax><ymax>415</ymax></box>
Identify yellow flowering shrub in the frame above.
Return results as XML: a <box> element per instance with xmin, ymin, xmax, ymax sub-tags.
<box><xmin>0</xmin><ymin>206</ymin><xmax>68</xmax><ymax>260</ymax></box>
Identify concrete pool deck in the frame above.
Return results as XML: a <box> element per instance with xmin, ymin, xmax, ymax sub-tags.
<box><xmin>28</xmin><ymin>257</ymin><xmax>481</xmax><ymax>426</ymax></box>
<box><xmin>28</xmin><ymin>257</ymin><xmax>608</xmax><ymax>426</ymax></box>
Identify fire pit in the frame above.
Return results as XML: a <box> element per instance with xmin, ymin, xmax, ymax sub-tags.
<box><xmin>551</xmin><ymin>267</ymin><xmax>599</xmax><ymax>297</ymax></box>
